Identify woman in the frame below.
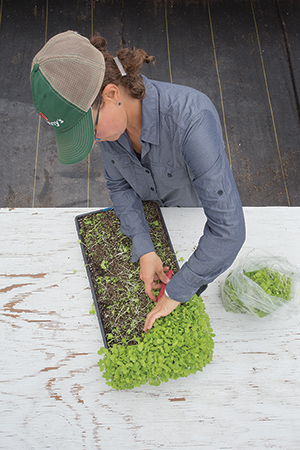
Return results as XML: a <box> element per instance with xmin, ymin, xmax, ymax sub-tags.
<box><xmin>31</xmin><ymin>31</ymin><xmax>245</xmax><ymax>332</ymax></box>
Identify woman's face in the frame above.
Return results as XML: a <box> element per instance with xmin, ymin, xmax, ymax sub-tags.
<box><xmin>92</xmin><ymin>86</ymin><xmax>127</xmax><ymax>142</ymax></box>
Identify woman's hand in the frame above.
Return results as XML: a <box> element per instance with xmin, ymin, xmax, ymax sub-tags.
<box><xmin>143</xmin><ymin>294</ymin><xmax>180</xmax><ymax>332</ymax></box>
<box><xmin>139</xmin><ymin>251</ymin><xmax>170</xmax><ymax>301</ymax></box>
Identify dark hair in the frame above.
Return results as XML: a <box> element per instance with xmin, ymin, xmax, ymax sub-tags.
<box><xmin>90</xmin><ymin>33</ymin><xmax>155</xmax><ymax>105</ymax></box>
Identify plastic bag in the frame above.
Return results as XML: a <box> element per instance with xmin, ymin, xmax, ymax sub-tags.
<box><xmin>220</xmin><ymin>250</ymin><xmax>300</xmax><ymax>318</ymax></box>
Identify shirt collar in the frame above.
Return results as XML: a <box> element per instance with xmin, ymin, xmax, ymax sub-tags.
<box><xmin>140</xmin><ymin>76</ymin><xmax>160</xmax><ymax>146</ymax></box>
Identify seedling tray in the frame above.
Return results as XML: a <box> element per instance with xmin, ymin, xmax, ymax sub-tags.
<box><xmin>75</xmin><ymin>207</ymin><xmax>113</xmax><ymax>348</ymax></box>
<box><xmin>75</xmin><ymin>202</ymin><xmax>179</xmax><ymax>348</ymax></box>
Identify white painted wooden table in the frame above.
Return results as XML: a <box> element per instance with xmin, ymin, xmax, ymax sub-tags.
<box><xmin>1</xmin><ymin>207</ymin><xmax>300</xmax><ymax>450</ymax></box>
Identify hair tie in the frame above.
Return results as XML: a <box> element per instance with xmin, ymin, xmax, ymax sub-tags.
<box><xmin>113</xmin><ymin>56</ymin><xmax>127</xmax><ymax>77</ymax></box>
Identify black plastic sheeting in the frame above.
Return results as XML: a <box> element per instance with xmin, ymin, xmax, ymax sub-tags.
<box><xmin>0</xmin><ymin>0</ymin><xmax>299</xmax><ymax>208</ymax></box>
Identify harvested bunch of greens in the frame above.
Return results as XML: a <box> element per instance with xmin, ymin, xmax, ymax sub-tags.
<box><xmin>221</xmin><ymin>251</ymin><xmax>300</xmax><ymax>318</ymax></box>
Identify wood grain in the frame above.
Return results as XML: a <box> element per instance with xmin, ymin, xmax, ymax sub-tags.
<box><xmin>1</xmin><ymin>207</ymin><xmax>299</xmax><ymax>449</ymax></box>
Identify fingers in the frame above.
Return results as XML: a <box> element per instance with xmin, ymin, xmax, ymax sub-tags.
<box><xmin>144</xmin><ymin>278</ymin><xmax>167</xmax><ymax>302</ymax></box>
<box><xmin>152</xmin><ymin>267</ymin><xmax>169</xmax><ymax>281</ymax></box>
<box><xmin>143</xmin><ymin>311</ymin><xmax>158</xmax><ymax>332</ymax></box>
<box><xmin>157</xmin><ymin>266</ymin><xmax>170</xmax><ymax>284</ymax></box>
<box><xmin>140</xmin><ymin>252</ymin><xmax>170</xmax><ymax>301</ymax></box>
<box><xmin>144</xmin><ymin>307</ymin><xmax>167</xmax><ymax>332</ymax></box>
<box><xmin>143</xmin><ymin>296</ymin><xmax>180</xmax><ymax>332</ymax></box>
<box><xmin>144</xmin><ymin>281</ymin><xmax>157</xmax><ymax>302</ymax></box>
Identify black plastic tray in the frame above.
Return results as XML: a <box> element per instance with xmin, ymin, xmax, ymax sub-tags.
<box><xmin>75</xmin><ymin>206</ymin><xmax>179</xmax><ymax>348</ymax></box>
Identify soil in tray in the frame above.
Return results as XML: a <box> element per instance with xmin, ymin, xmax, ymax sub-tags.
<box><xmin>78</xmin><ymin>201</ymin><xmax>178</xmax><ymax>347</ymax></box>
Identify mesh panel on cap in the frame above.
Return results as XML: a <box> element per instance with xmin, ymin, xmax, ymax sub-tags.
<box><xmin>32</xmin><ymin>31</ymin><xmax>105</xmax><ymax>112</ymax></box>
<box><xmin>40</xmin><ymin>58</ymin><xmax>104</xmax><ymax>112</ymax></box>
<box><xmin>44</xmin><ymin>31</ymin><xmax>95</xmax><ymax>60</ymax></box>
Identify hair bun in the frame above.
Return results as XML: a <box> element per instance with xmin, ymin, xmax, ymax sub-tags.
<box><xmin>90</xmin><ymin>34</ymin><xmax>108</xmax><ymax>52</ymax></box>
<box><xmin>90</xmin><ymin>33</ymin><xmax>155</xmax><ymax>102</ymax></box>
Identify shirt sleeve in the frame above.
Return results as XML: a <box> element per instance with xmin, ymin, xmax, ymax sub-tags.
<box><xmin>165</xmin><ymin>109</ymin><xmax>246</xmax><ymax>302</ymax></box>
<box><xmin>101</xmin><ymin>148</ymin><xmax>155</xmax><ymax>262</ymax></box>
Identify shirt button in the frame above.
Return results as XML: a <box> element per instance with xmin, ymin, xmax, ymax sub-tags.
<box><xmin>150</xmin><ymin>187</ymin><xmax>155</xmax><ymax>191</ymax></box>
<box><xmin>218</xmin><ymin>190</ymin><xmax>223</xmax><ymax>196</ymax></box>
<box><xmin>145</xmin><ymin>169</ymin><xmax>150</xmax><ymax>174</ymax></box>
<box><xmin>111</xmin><ymin>160</ymin><xmax>115</xmax><ymax>164</ymax></box>
<box><xmin>167</xmin><ymin>173</ymin><xmax>172</xmax><ymax>178</ymax></box>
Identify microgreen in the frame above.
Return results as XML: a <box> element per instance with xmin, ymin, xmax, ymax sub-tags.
<box><xmin>89</xmin><ymin>303</ymin><xmax>96</xmax><ymax>315</ymax></box>
<box><xmin>98</xmin><ymin>294</ymin><xmax>215</xmax><ymax>390</ymax></box>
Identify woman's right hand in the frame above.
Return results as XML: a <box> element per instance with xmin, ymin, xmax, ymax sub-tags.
<box><xmin>139</xmin><ymin>251</ymin><xmax>170</xmax><ymax>301</ymax></box>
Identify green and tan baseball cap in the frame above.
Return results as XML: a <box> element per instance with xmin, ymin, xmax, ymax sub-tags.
<box><xmin>30</xmin><ymin>30</ymin><xmax>105</xmax><ymax>164</ymax></box>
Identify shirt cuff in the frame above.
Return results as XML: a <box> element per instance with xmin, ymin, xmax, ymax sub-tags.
<box><xmin>164</xmin><ymin>288</ymin><xmax>170</xmax><ymax>298</ymax></box>
<box><xmin>164</xmin><ymin>283</ymin><xmax>207</xmax><ymax>302</ymax></box>
<box><xmin>131</xmin><ymin>232</ymin><xmax>155</xmax><ymax>263</ymax></box>
<box><xmin>163</xmin><ymin>267</ymin><xmax>207</xmax><ymax>302</ymax></box>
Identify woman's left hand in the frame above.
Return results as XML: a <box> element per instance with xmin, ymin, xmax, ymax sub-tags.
<box><xmin>143</xmin><ymin>294</ymin><xmax>180</xmax><ymax>332</ymax></box>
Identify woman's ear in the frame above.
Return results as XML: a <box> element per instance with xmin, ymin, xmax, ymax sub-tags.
<box><xmin>102</xmin><ymin>84</ymin><xmax>120</xmax><ymax>102</ymax></box>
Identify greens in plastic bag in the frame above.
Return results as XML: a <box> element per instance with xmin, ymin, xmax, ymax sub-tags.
<box><xmin>221</xmin><ymin>250</ymin><xmax>300</xmax><ymax>318</ymax></box>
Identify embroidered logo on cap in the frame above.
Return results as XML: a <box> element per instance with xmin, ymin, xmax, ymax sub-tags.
<box><xmin>39</xmin><ymin>112</ymin><xmax>64</xmax><ymax>127</ymax></box>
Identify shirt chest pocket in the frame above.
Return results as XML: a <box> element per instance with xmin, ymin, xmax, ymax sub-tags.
<box><xmin>107</xmin><ymin>154</ymin><xmax>153</xmax><ymax>197</ymax></box>
<box><xmin>151</xmin><ymin>164</ymin><xmax>191</xmax><ymax>189</ymax></box>
<box><xmin>109</xmin><ymin>153</ymin><xmax>132</xmax><ymax>170</ymax></box>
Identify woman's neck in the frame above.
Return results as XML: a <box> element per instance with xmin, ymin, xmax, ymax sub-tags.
<box><xmin>123</xmin><ymin>92</ymin><xmax>142</xmax><ymax>152</ymax></box>
<box><xmin>126</xmin><ymin>99</ymin><xmax>142</xmax><ymax>136</ymax></box>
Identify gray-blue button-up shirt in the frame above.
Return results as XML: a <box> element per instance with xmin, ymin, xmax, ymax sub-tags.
<box><xmin>99</xmin><ymin>76</ymin><xmax>245</xmax><ymax>302</ymax></box>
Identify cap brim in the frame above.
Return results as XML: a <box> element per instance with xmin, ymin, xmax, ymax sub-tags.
<box><xmin>55</xmin><ymin>108</ymin><xmax>94</xmax><ymax>165</ymax></box>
